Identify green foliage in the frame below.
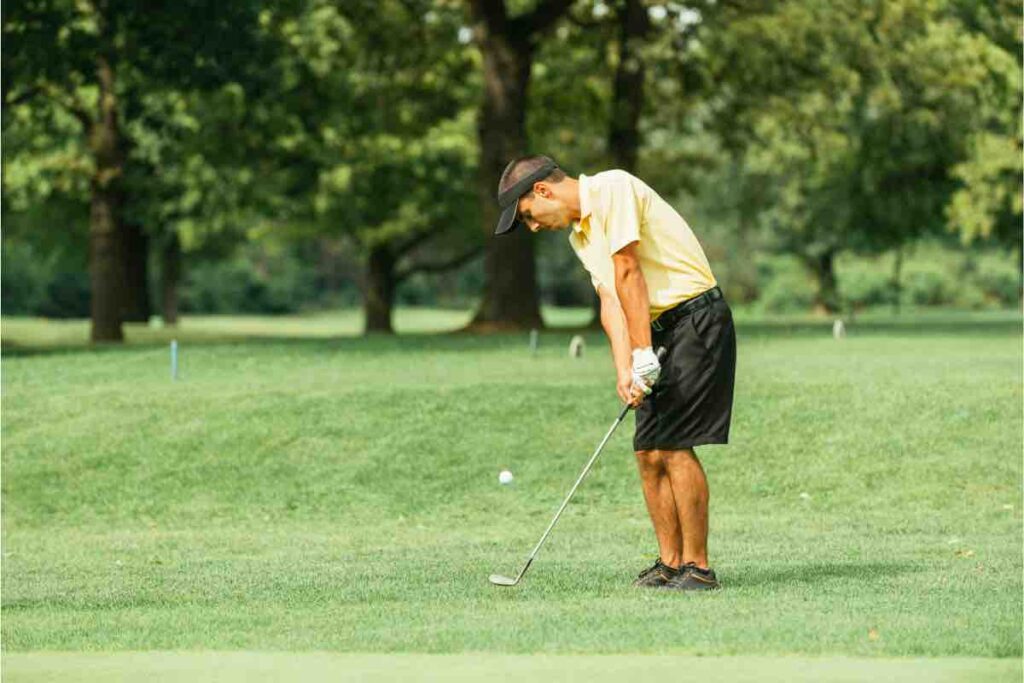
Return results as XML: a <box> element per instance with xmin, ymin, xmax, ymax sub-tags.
<box><xmin>972</xmin><ymin>253</ymin><xmax>1022</xmax><ymax>305</ymax></box>
<box><xmin>834</xmin><ymin>260</ymin><xmax>895</xmax><ymax>309</ymax></box>
<box><xmin>3</xmin><ymin>0</ymin><xmax>1020</xmax><ymax>321</ymax></box>
<box><xmin>1</xmin><ymin>240</ymin><xmax>90</xmax><ymax>318</ymax></box>
<box><xmin>944</xmin><ymin>0</ymin><xmax>1023</xmax><ymax>249</ymax></box>
<box><xmin>181</xmin><ymin>244</ymin><xmax>319</xmax><ymax>315</ymax></box>
<box><xmin>263</xmin><ymin>0</ymin><xmax>481</xmax><ymax>265</ymax></box>
<box><xmin>901</xmin><ymin>262</ymin><xmax>961</xmax><ymax>307</ymax></box>
<box><xmin>123</xmin><ymin>86</ymin><xmax>275</xmax><ymax>251</ymax></box>
<box><xmin>756</xmin><ymin>256</ymin><xmax>817</xmax><ymax>313</ymax></box>
<box><xmin>702</xmin><ymin>0</ymin><xmax>1022</xmax><ymax>276</ymax></box>
<box><xmin>1</xmin><ymin>242</ymin><xmax>57</xmax><ymax>316</ymax></box>
<box><xmin>946</xmin><ymin>130</ymin><xmax>1024</xmax><ymax>249</ymax></box>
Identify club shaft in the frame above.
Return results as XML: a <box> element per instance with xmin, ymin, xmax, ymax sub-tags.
<box><xmin>515</xmin><ymin>403</ymin><xmax>631</xmax><ymax>581</ymax></box>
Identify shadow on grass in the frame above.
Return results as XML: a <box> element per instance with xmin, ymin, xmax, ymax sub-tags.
<box><xmin>725</xmin><ymin>560</ymin><xmax>923</xmax><ymax>589</ymax></box>
<box><xmin>3</xmin><ymin>313</ymin><xmax>1020</xmax><ymax>359</ymax></box>
<box><xmin>0</xmin><ymin>332</ymin><xmax>532</xmax><ymax>359</ymax></box>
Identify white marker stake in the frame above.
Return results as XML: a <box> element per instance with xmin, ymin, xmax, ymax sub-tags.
<box><xmin>832</xmin><ymin>319</ymin><xmax>846</xmax><ymax>340</ymax></box>
<box><xmin>569</xmin><ymin>335</ymin><xmax>585</xmax><ymax>358</ymax></box>
<box><xmin>170</xmin><ymin>340</ymin><xmax>179</xmax><ymax>381</ymax></box>
<box><xmin>529</xmin><ymin>329</ymin><xmax>539</xmax><ymax>355</ymax></box>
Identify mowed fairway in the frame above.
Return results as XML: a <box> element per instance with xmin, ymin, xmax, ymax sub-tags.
<box><xmin>2</xmin><ymin>312</ymin><xmax>1021</xmax><ymax>679</ymax></box>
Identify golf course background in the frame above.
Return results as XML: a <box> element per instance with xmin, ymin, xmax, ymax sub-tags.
<box><xmin>2</xmin><ymin>309</ymin><xmax>1020</xmax><ymax>663</ymax></box>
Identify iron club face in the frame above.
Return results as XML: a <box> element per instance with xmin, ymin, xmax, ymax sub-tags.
<box><xmin>488</xmin><ymin>574</ymin><xmax>519</xmax><ymax>586</ymax></box>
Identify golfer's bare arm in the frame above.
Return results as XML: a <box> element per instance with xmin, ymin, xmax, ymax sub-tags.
<box><xmin>612</xmin><ymin>242</ymin><xmax>652</xmax><ymax>350</ymax></box>
<box><xmin>597</xmin><ymin>283</ymin><xmax>640</xmax><ymax>406</ymax></box>
<box><xmin>597</xmin><ymin>284</ymin><xmax>631</xmax><ymax>373</ymax></box>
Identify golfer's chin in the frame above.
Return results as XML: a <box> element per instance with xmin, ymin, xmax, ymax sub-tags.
<box><xmin>532</xmin><ymin>218</ymin><xmax>572</xmax><ymax>232</ymax></box>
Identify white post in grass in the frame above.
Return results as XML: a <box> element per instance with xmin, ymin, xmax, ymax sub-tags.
<box><xmin>569</xmin><ymin>335</ymin><xmax>585</xmax><ymax>358</ymax></box>
<box><xmin>170</xmin><ymin>340</ymin><xmax>179</xmax><ymax>380</ymax></box>
<box><xmin>529</xmin><ymin>329</ymin><xmax>539</xmax><ymax>355</ymax></box>
<box><xmin>832</xmin><ymin>319</ymin><xmax>846</xmax><ymax>340</ymax></box>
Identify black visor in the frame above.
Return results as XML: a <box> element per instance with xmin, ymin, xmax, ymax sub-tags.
<box><xmin>494</xmin><ymin>159</ymin><xmax>558</xmax><ymax>235</ymax></box>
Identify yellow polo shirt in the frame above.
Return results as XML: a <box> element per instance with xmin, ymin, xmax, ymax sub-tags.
<box><xmin>568</xmin><ymin>170</ymin><xmax>717</xmax><ymax>321</ymax></box>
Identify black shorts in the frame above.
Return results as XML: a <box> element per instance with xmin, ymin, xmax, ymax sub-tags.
<box><xmin>634</xmin><ymin>290</ymin><xmax>737</xmax><ymax>451</ymax></box>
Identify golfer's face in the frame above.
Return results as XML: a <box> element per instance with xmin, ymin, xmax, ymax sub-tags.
<box><xmin>519</xmin><ymin>194</ymin><xmax>569</xmax><ymax>232</ymax></box>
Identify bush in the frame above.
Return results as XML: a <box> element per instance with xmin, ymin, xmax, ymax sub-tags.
<box><xmin>181</xmin><ymin>245</ymin><xmax>318</xmax><ymax>314</ymax></box>
<box><xmin>2</xmin><ymin>241</ymin><xmax>91</xmax><ymax>318</ymax></box>
<box><xmin>757</xmin><ymin>256</ymin><xmax>816</xmax><ymax>312</ymax></box>
<box><xmin>37</xmin><ymin>271</ymin><xmax>91</xmax><ymax>318</ymax></box>
<box><xmin>952</xmin><ymin>284</ymin><xmax>989</xmax><ymax>310</ymax></box>
<box><xmin>838</xmin><ymin>261</ymin><xmax>894</xmax><ymax>308</ymax></box>
<box><xmin>901</xmin><ymin>264</ymin><xmax>957</xmax><ymax>306</ymax></box>
<box><xmin>2</xmin><ymin>241</ymin><xmax>47</xmax><ymax>315</ymax></box>
<box><xmin>972</xmin><ymin>256</ymin><xmax>1021</xmax><ymax>306</ymax></box>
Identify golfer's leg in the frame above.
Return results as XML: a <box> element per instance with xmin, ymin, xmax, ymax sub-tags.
<box><xmin>663</xmin><ymin>448</ymin><xmax>710</xmax><ymax>568</ymax></box>
<box><xmin>634</xmin><ymin>450</ymin><xmax>684</xmax><ymax>568</ymax></box>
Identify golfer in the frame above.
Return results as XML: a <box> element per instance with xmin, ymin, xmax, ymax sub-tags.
<box><xmin>494</xmin><ymin>155</ymin><xmax>736</xmax><ymax>591</ymax></box>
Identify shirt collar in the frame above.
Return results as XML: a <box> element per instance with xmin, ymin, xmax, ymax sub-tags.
<box><xmin>574</xmin><ymin>173</ymin><xmax>592</xmax><ymax>234</ymax></box>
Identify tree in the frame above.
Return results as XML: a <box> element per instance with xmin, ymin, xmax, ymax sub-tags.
<box><xmin>254</xmin><ymin>0</ymin><xmax>482</xmax><ymax>334</ymax></box>
<box><xmin>944</xmin><ymin>0</ymin><xmax>1023</xmax><ymax>277</ymax></box>
<box><xmin>704</xmin><ymin>0</ymin><xmax>1022</xmax><ymax>312</ymax></box>
<box><xmin>3</xmin><ymin>0</ymin><xmax>272</xmax><ymax>341</ymax></box>
<box><xmin>466</xmin><ymin>0</ymin><xmax>576</xmax><ymax>331</ymax></box>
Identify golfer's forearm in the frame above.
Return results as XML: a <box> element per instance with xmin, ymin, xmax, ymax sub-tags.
<box><xmin>599</xmin><ymin>293</ymin><xmax>632</xmax><ymax>375</ymax></box>
<box><xmin>614</xmin><ymin>263</ymin><xmax>652</xmax><ymax>350</ymax></box>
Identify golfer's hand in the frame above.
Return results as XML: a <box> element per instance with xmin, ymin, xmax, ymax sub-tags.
<box><xmin>614</xmin><ymin>370</ymin><xmax>638</xmax><ymax>409</ymax></box>
<box><xmin>617</xmin><ymin>370</ymin><xmax>647</xmax><ymax>408</ymax></box>
<box><xmin>631</xmin><ymin>347</ymin><xmax>661</xmax><ymax>396</ymax></box>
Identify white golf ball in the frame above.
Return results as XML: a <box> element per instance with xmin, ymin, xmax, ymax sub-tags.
<box><xmin>498</xmin><ymin>470</ymin><xmax>514</xmax><ymax>485</ymax></box>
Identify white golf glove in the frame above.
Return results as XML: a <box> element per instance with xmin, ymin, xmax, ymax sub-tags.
<box><xmin>631</xmin><ymin>347</ymin><xmax>661</xmax><ymax>396</ymax></box>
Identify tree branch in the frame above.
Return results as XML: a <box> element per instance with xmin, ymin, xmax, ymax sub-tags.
<box><xmin>4</xmin><ymin>86</ymin><xmax>42</xmax><ymax>107</ymax></box>
<box><xmin>467</xmin><ymin>0</ymin><xmax>508</xmax><ymax>34</ymax></box>
<box><xmin>514</xmin><ymin>0</ymin><xmax>575</xmax><ymax>37</ymax></box>
<box><xmin>396</xmin><ymin>245</ymin><xmax>484</xmax><ymax>282</ymax></box>
<box><xmin>392</xmin><ymin>226</ymin><xmax>435</xmax><ymax>258</ymax></box>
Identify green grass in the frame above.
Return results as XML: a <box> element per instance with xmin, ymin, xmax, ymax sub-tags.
<box><xmin>2</xmin><ymin>653</ymin><xmax>1020</xmax><ymax>682</ymax></box>
<box><xmin>2</xmin><ymin>309</ymin><xmax>1021</xmax><ymax>665</ymax></box>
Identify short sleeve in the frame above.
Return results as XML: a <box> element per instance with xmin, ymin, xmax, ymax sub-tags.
<box><xmin>598</xmin><ymin>177</ymin><xmax>643</xmax><ymax>255</ymax></box>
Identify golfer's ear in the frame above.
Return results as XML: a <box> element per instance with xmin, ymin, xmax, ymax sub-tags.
<box><xmin>533</xmin><ymin>182</ymin><xmax>550</xmax><ymax>198</ymax></box>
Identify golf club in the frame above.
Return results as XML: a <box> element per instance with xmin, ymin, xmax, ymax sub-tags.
<box><xmin>489</xmin><ymin>347</ymin><xmax>667</xmax><ymax>587</ymax></box>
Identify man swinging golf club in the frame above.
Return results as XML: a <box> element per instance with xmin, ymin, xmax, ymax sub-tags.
<box><xmin>495</xmin><ymin>155</ymin><xmax>736</xmax><ymax>591</ymax></box>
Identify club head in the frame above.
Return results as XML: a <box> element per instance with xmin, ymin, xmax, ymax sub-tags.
<box><xmin>489</xmin><ymin>574</ymin><xmax>519</xmax><ymax>587</ymax></box>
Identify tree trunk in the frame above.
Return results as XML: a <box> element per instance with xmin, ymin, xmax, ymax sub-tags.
<box><xmin>122</xmin><ymin>222</ymin><xmax>150</xmax><ymax>322</ymax></box>
<box><xmin>890</xmin><ymin>245</ymin><xmax>904</xmax><ymax>315</ymax></box>
<box><xmin>88</xmin><ymin>55</ymin><xmax>126</xmax><ymax>343</ymax></box>
<box><xmin>364</xmin><ymin>244</ymin><xmax>396</xmax><ymax>334</ymax></box>
<box><xmin>1017</xmin><ymin>242</ymin><xmax>1023</xmax><ymax>305</ymax></box>
<box><xmin>468</xmin><ymin>20</ymin><xmax>542</xmax><ymax>330</ymax></box>
<box><xmin>161</xmin><ymin>233</ymin><xmax>181</xmax><ymax>326</ymax></box>
<box><xmin>591</xmin><ymin>0</ymin><xmax>649</xmax><ymax>328</ymax></box>
<box><xmin>607</xmin><ymin>0</ymin><xmax>649</xmax><ymax>172</ymax></box>
<box><xmin>807</xmin><ymin>249</ymin><xmax>840</xmax><ymax>315</ymax></box>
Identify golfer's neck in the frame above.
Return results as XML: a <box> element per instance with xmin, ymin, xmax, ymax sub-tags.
<box><xmin>563</xmin><ymin>177</ymin><xmax>582</xmax><ymax>221</ymax></box>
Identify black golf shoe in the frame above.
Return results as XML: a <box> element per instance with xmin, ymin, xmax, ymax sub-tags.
<box><xmin>663</xmin><ymin>563</ymin><xmax>721</xmax><ymax>591</ymax></box>
<box><xmin>632</xmin><ymin>558</ymin><xmax>678</xmax><ymax>587</ymax></box>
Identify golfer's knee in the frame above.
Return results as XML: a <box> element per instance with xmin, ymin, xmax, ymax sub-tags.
<box><xmin>665</xmin><ymin>448</ymin><xmax>700</xmax><ymax>467</ymax></box>
<box><xmin>634</xmin><ymin>449</ymin><xmax>663</xmax><ymax>471</ymax></box>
